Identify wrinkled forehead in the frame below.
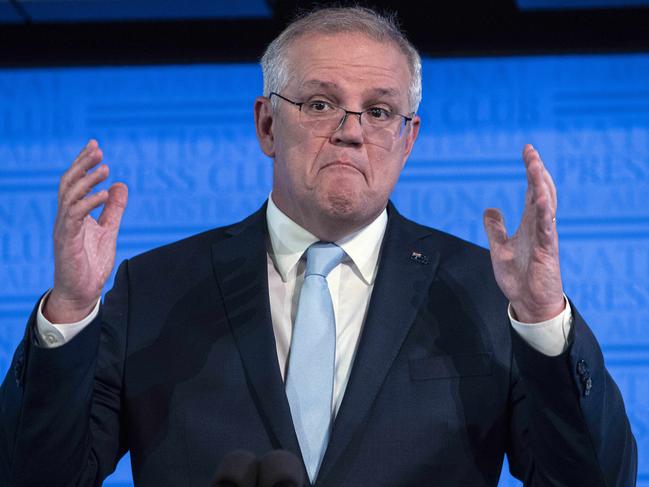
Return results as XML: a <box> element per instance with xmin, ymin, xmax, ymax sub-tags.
<box><xmin>299</xmin><ymin>79</ymin><xmax>404</xmax><ymax>107</ymax></box>
<box><xmin>282</xmin><ymin>31</ymin><xmax>411</xmax><ymax>104</ymax></box>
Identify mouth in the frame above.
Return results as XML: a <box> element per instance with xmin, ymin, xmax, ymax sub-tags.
<box><xmin>321</xmin><ymin>161</ymin><xmax>364</xmax><ymax>175</ymax></box>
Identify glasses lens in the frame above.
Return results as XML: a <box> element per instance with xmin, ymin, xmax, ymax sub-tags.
<box><xmin>363</xmin><ymin>123</ymin><xmax>400</xmax><ymax>149</ymax></box>
<box><xmin>361</xmin><ymin>112</ymin><xmax>406</xmax><ymax>150</ymax></box>
<box><xmin>298</xmin><ymin>105</ymin><xmax>345</xmax><ymax>137</ymax></box>
<box><xmin>298</xmin><ymin>104</ymin><xmax>406</xmax><ymax>150</ymax></box>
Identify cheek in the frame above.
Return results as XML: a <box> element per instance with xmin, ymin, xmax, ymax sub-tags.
<box><xmin>285</xmin><ymin>140</ymin><xmax>327</xmax><ymax>176</ymax></box>
<box><xmin>275</xmin><ymin>138</ymin><xmax>328</xmax><ymax>190</ymax></box>
<box><xmin>366</xmin><ymin>150</ymin><xmax>404</xmax><ymax>191</ymax></box>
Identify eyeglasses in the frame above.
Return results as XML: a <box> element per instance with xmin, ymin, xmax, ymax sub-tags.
<box><xmin>269</xmin><ymin>92</ymin><xmax>413</xmax><ymax>150</ymax></box>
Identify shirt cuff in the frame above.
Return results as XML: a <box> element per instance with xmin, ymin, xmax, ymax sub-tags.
<box><xmin>35</xmin><ymin>290</ymin><xmax>101</xmax><ymax>348</ymax></box>
<box><xmin>509</xmin><ymin>296</ymin><xmax>573</xmax><ymax>357</ymax></box>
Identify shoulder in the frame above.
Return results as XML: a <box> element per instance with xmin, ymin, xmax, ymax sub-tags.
<box><xmin>389</xmin><ymin>204</ymin><xmax>491</xmax><ymax>268</ymax></box>
<box><xmin>388</xmin><ymin>204</ymin><xmax>511</xmax><ymax>356</ymax></box>
<box><xmin>388</xmin><ymin>204</ymin><xmax>503</xmax><ymax>303</ymax></box>
<box><xmin>124</xmin><ymin>204</ymin><xmax>266</xmax><ymax>279</ymax></box>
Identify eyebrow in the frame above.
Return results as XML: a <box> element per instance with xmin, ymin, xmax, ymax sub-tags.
<box><xmin>301</xmin><ymin>80</ymin><xmax>401</xmax><ymax>99</ymax></box>
<box><xmin>366</xmin><ymin>87</ymin><xmax>400</xmax><ymax>98</ymax></box>
<box><xmin>301</xmin><ymin>80</ymin><xmax>340</xmax><ymax>91</ymax></box>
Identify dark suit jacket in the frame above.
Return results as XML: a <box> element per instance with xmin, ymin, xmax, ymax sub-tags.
<box><xmin>0</xmin><ymin>203</ymin><xmax>637</xmax><ymax>486</ymax></box>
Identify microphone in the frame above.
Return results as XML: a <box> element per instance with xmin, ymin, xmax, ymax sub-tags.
<box><xmin>210</xmin><ymin>449</ymin><xmax>258</xmax><ymax>487</ymax></box>
<box><xmin>258</xmin><ymin>450</ymin><xmax>305</xmax><ymax>487</ymax></box>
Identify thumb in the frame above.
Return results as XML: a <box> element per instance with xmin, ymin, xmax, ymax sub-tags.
<box><xmin>483</xmin><ymin>208</ymin><xmax>508</xmax><ymax>250</ymax></box>
<box><xmin>99</xmin><ymin>182</ymin><xmax>128</xmax><ymax>229</ymax></box>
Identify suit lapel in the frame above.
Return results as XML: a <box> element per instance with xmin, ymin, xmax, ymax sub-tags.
<box><xmin>210</xmin><ymin>203</ymin><xmax>441</xmax><ymax>486</ymax></box>
<box><xmin>316</xmin><ymin>206</ymin><xmax>440</xmax><ymax>485</ymax></box>
<box><xmin>210</xmin><ymin>206</ymin><xmax>302</xmax><ymax>458</ymax></box>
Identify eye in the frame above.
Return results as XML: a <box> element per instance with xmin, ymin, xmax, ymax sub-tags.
<box><xmin>306</xmin><ymin>100</ymin><xmax>335</xmax><ymax>112</ymax></box>
<box><xmin>366</xmin><ymin>107</ymin><xmax>392</xmax><ymax>121</ymax></box>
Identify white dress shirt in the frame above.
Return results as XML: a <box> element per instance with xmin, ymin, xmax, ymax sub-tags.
<box><xmin>266</xmin><ymin>196</ymin><xmax>387</xmax><ymax>415</ymax></box>
<box><xmin>36</xmin><ymin>196</ymin><xmax>573</xmax><ymax>416</ymax></box>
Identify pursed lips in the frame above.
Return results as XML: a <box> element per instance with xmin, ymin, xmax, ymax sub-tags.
<box><xmin>321</xmin><ymin>161</ymin><xmax>364</xmax><ymax>175</ymax></box>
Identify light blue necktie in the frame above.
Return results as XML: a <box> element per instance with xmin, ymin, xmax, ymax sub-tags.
<box><xmin>285</xmin><ymin>242</ymin><xmax>345</xmax><ymax>483</ymax></box>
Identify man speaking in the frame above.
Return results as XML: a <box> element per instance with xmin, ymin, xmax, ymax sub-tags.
<box><xmin>0</xmin><ymin>6</ymin><xmax>637</xmax><ymax>486</ymax></box>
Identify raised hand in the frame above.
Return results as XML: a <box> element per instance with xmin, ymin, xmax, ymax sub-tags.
<box><xmin>483</xmin><ymin>144</ymin><xmax>564</xmax><ymax>323</ymax></box>
<box><xmin>44</xmin><ymin>140</ymin><xmax>128</xmax><ymax>323</ymax></box>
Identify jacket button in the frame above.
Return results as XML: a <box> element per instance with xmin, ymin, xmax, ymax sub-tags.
<box><xmin>584</xmin><ymin>377</ymin><xmax>592</xmax><ymax>396</ymax></box>
<box><xmin>576</xmin><ymin>359</ymin><xmax>588</xmax><ymax>376</ymax></box>
<box><xmin>13</xmin><ymin>347</ymin><xmax>24</xmax><ymax>387</ymax></box>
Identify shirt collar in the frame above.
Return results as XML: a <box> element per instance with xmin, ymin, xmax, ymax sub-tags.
<box><xmin>266</xmin><ymin>194</ymin><xmax>387</xmax><ymax>284</ymax></box>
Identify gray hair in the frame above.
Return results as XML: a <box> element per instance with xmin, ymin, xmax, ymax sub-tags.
<box><xmin>260</xmin><ymin>6</ymin><xmax>422</xmax><ymax>113</ymax></box>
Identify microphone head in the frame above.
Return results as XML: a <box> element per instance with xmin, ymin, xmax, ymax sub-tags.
<box><xmin>210</xmin><ymin>449</ymin><xmax>258</xmax><ymax>487</ymax></box>
<box><xmin>258</xmin><ymin>449</ymin><xmax>305</xmax><ymax>487</ymax></box>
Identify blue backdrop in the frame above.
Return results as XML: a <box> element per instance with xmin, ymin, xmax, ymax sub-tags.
<box><xmin>0</xmin><ymin>54</ymin><xmax>647</xmax><ymax>486</ymax></box>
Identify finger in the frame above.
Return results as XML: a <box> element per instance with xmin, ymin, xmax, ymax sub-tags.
<box><xmin>98</xmin><ymin>182</ymin><xmax>128</xmax><ymax>229</ymax></box>
<box><xmin>65</xmin><ymin>139</ymin><xmax>99</xmax><ymax>179</ymax></box>
<box><xmin>524</xmin><ymin>146</ymin><xmax>551</xmax><ymax>208</ymax></box>
<box><xmin>69</xmin><ymin>144</ymin><xmax>104</xmax><ymax>178</ymax></box>
<box><xmin>71</xmin><ymin>139</ymin><xmax>97</xmax><ymax>167</ymax></box>
<box><xmin>65</xmin><ymin>189</ymin><xmax>109</xmax><ymax>224</ymax></box>
<box><xmin>59</xmin><ymin>147</ymin><xmax>103</xmax><ymax>201</ymax></box>
<box><xmin>526</xmin><ymin>145</ymin><xmax>558</xmax><ymax>220</ymax></box>
<box><xmin>525</xmin><ymin>151</ymin><xmax>555</xmax><ymax>245</ymax></box>
<box><xmin>59</xmin><ymin>142</ymin><xmax>104</xmax><ymax>200</ymax></box>
<box><xmin>61</xmin><ymin>164</ymin><xmax>110</xmax><ymax>208</ymax></box>
<box><xmin>483</xmin><ymin>208</ymin><xmax>508</xmax><ymax>250</ymax></box>
<box><xmin>522</xmin><ymin>144</ymin><xmax>537</xmax><ymax>187</ymax></box>
<box><xmin>522</xmin><ymin>150</ymin><xmax>557</xmax><ymax>252</ymax></box>
<box><xmin>522</xmin><ymin>144</ymin><xmax>543</xmax><ymax>208</ymax></box>
<box><xmin>541</xmin><ymin>166</ymin><xmax>558</xmax><ymax>216</ymax></box>
<box><xmin>534</xmin><ymin>190</ymin><xmax>557</xmax><ymax>250</ymax></box>
<box><xmin>529</xmin><ymin>144</ymin><xmax>558</xmax><ymax>213</ymax></box>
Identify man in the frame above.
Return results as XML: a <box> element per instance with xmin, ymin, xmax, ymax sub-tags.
<box><xmin>0</xmin><ymin>6</ymin><xmax>637</xmax><ymax>487</ymax></box>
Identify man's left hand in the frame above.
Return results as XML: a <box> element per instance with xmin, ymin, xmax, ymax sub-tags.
<box><xmin>483</xmin><ymin>144</ymin><xmax>565</xmax><ymax>323</ymax></box>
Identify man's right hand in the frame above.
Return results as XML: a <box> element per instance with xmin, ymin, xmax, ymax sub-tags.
<box><xmin>43</xmin><ymin>140</ymin><xmax>128</xmax><ymax>324</ymax></box>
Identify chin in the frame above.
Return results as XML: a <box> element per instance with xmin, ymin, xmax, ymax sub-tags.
<box><xmin>326</xmin><ymin>194</ymin><xmax>358</xmax><ymax>218</ymax></box>
<box><xmin>321</xmin><ymin>189</ymin><xmax>376</xmax><ymax>227</ymax></box>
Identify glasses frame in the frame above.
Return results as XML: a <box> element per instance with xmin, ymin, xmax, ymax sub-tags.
<box><xmin>268</xmin><ymin>91</ymin><xmax>414</xmax><ymax>140</ymax></box>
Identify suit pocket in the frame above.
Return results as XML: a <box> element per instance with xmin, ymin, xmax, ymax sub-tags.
<box><xmin>409</xmin><ymin>352</ymin><xmax>493</xmax><ymax>380</ymax></box>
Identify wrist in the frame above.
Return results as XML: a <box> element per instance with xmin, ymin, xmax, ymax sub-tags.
<box><xmin>43</xmin><ymin>290</ymin><xmax>98</xmax><ymax>324</ymax></box>
<box><xmin>510</xmin><ymin>297</ymin><xmax>566</xmax><ymax>324</ymax></box>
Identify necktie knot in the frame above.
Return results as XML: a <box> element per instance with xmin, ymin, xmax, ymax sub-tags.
<box><xmin>305</xmin><ymin>242</ymin><xmax>345</xmax><ymax>278</ymax></box>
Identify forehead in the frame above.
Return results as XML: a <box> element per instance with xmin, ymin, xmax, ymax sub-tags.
<box><xmin>284</xmin><ymin>32</ymin><xmax>411</xmax><ymax>103</ymax></box>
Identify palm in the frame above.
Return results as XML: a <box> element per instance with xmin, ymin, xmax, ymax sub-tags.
<box><xmin>483</xmin><ymin>145</ymin><xmax>564</xmax><ymax>323</ymax></box>
<box><xmin>57</xmin><ymin>214</ymin><xmax>119</xmax><ymax>301</ymax></box>
<box><xmin>48</xmin><ymin>140</ymin><xmax>128</xmax><ymax>322</ymax></box>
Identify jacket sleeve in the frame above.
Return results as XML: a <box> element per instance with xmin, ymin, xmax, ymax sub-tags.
<box><xmin>0</xmin><ymin>260</ymin><xmax>131</xmax><ymax>487</ymax></box>
<box><xmin>506</xmin><ymin>301</ymin><xmax>638</xmax><ymax>486</ymax></box>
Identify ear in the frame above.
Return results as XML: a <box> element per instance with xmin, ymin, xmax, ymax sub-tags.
<box><xmin>400</xmin><ymin>114</ymin><xmax>421</xmax><ymax>168</ymax></box>
<box><xmin>254</xmin><ymin>96</ymin><xmax>275</xmax><ymax>157</ymax></box>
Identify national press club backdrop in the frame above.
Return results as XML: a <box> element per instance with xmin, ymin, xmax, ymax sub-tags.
<box><xmin>0</xmin><ymin>55</ymin><xmax>647</xmax><ymax>486</ymax></box>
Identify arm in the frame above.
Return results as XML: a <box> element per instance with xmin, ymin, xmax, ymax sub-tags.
<box><xmin>484</xmin><ymin>145</ymin><xmax>637</xmax><ymax>485</ymax></box>
<box><xmin>1</xmin><ymin>262</ymin><xmax>131</xmax><ymax>487</ymax></box>
<box><xmin>506</xmin><ymin>304</ymin><xmax>637</xmax><ymax>486</ymax></box>
<box><xmin>0</xmin><ymin>140</ymin><xmax>129</xmax><ymax>486</ymax></box>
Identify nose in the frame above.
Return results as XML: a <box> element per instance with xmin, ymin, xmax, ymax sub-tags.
<box><xmin>331</xmin><ymin>110</ymin><xmax>364</xmax><ymax>146</ymax></box>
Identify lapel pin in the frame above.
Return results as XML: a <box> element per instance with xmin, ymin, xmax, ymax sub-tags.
<box><xmin>410</xmin><ymin>251</ymin><xmax>429</xmax><ymax>264</ymax></box>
